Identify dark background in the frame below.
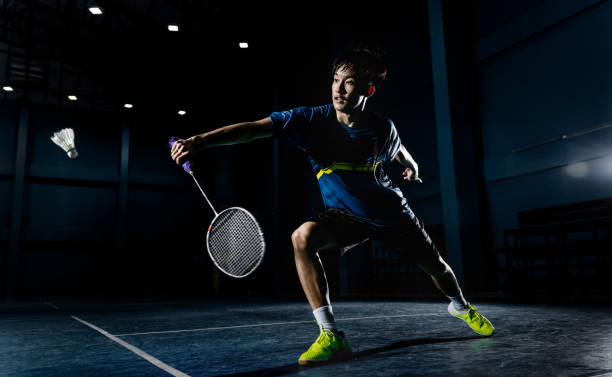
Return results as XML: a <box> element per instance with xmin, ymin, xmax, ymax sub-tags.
<box><xmin>1</xmin><ymin>0</ymin><xmax>611</xmax><ymax>302</ymax></box>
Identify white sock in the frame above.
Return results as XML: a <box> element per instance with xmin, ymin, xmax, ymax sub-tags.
<box><xmin>447</xmin><ymin>292</ymin><xmax>469</xmax><ymax>312</ymax></box>
<box><xmin>313</xmin><ymin>305</ymin><xmax>338</xmax><ymax>331</ymax></box>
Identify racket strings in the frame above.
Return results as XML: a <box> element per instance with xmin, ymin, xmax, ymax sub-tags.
<box><xmin>213</xmin><ymin>212</ymin><xmax>263</xmax><ymax>274</ymax></box>
<box><xmin>208</xmin><ymin>208</ymin><xmax>265</xmax><ymax>277</ymax></box>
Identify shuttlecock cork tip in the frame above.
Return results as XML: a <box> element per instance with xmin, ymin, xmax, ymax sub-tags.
<box><xmin>67</xmin><ymin>149</ymin><xmax>78</xmax><ymax>159</ymax></box>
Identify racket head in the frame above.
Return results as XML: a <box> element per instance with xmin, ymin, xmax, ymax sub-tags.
<box><xmin>206</xmin><ymin>207</ymin><xmax>266</xmax><ymax>278</ymax></box>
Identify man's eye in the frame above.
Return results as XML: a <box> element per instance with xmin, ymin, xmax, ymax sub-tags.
<box><xmin>345</xmin><ymin>81</ymin><xmax>354</xmax><ymax>85</ymax></box>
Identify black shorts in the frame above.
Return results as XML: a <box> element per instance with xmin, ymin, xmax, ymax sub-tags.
<box><xmin>309</xmin><ymin>208</ymin><xmax>441</xmax><ymax>264</ymax></box>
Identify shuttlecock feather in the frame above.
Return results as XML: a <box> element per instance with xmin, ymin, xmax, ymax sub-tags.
<box><xmin>50</xmin><ymin>128</ymin><xmax>78</xmax><ymax>159</ymax></box>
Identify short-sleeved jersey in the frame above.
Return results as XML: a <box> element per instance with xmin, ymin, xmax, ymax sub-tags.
<box><xmin>270</xmin><ymin>104</ymin><xmax>415</xmax><ymax>226</ymax></box>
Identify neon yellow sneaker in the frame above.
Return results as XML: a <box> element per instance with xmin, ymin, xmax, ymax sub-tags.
<box><xmin>298</xmin><ymin>323</ymin><xmax>352</xmax><ymax>365</ymax></box>
<box><xmin>448</xmin><ymin>302</ymin><xmax>495</xmax><ymax>336</ymax></box>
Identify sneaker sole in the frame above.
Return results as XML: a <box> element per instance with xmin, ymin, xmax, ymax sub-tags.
<box><xmin>298</xmin><ymin>350</ymin><xmax>352</xmax><ymax>366</ymax></box>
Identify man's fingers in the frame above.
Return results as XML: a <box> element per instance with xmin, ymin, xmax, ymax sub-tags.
<box><xmin>171</xmin><ymin>149</ymin><xmax>182</xmax><ymax>163</ymax></box>
<box><xmin>171</xmin><ymin>140</ymin><xmax>181</xmax><ymax>153</ymax></box>
<box><xmin>171</xmin><ymin>139</ymin><xmax>186</xmax><ymax>154</ymax></box>
<box><xmin>176</xmin><ymin>151</ymin><xmax>190</xmax><ymax>164</ymax></box>
<box><xmin>171</xmin><ymin>149</ymin><xmax>181</xmax><ymax>162</ymax></box>
<box><xmin>171</xmin><ymin>142</ymin><xmax>186</xmax><ymax>162</ymax></box>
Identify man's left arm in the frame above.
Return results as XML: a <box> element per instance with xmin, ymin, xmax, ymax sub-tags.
<box><xmin>393</xmin><ymin>144</ymin><xmax>423</xmax><ymax>183</ymax></box>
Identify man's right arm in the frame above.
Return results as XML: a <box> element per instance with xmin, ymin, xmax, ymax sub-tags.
<box><xmin>171</xmin><ymin>117</ymin><xmax>273</xmax><ymax>165</ymax></box>
<box><xmin>193</xmin><ymin>117</ymin><xmax>273</xmax><ymax>149</ymax></box>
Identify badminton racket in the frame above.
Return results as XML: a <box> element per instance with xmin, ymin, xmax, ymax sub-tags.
<box><xmin>169</xmin><ymin>136</ymin><xmax>265</xmax><ymax>278</ymax></box>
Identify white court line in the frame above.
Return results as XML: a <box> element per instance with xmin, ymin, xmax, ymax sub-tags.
<box><xmin>115</xmin><ymin>319</ymin><xmax>315</xmax><ymax>337</ymax></box>
<box><xmin>115</xmin><ymin>310</ymin><xmax>506</xmax><ymax>337</ymax></box>
<box><xmin>71</xmin><ymin>315</ymin><xmax>190</xmax><ymax>377</ymax></box>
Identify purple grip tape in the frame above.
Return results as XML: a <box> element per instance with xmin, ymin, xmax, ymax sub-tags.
<box><xmin>169</xmin><ymin>136</ymin><xmax>192</xmax><ymax>173</ymax></box>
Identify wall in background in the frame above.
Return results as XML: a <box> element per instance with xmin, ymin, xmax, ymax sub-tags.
<box><xmin>477</xmin><ymin>0</ymin><xmax>612</xmax><ymax>250</ymax></box>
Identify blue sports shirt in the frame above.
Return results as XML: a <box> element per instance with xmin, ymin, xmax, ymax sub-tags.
<box><xmin>270</xmin><ymin>104</ymin><xmax>416</xmax><ymax>226</ymax></box>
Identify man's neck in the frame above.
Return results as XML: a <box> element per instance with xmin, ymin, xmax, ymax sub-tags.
<box><xmin>336</xmin><ymin>109</ymin><xmax>363</xmax><ymax>128</ymax></box>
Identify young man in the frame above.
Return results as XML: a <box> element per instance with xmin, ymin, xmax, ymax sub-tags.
<box><xmin>170</xmin><ymin>47</ymin><xmax>494</xmax><ymax>365</ymax></box>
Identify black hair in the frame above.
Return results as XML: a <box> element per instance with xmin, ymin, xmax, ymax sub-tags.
<box><xmin>332</xmin><ymin>44</ymin><xmax>388</xmax><ymax>87</ymax></box>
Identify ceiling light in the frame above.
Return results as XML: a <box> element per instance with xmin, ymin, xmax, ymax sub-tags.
<box><xmin>68</xmin><ymin>95</ymin><xmax>77</xmax><ymax>101</ymax></box>
<box><xmin>89</xmin><ymin>7</ymin><xmax>103</xmax><ymax>15</ymax></box>
<box><xmin>168</xmin><ymin>24</ymin><xmax>179</xmax><ymax>32</ymax></box>
<box><xmin>124</xmin><ymin>103</ymin><xmax>133</xmax><ymax>109</ymax></box>
<box><xmin>178</xmin><ymin>110</ymin><xmax>186</xmax><ymax>116</ymax></box>
<box><xmin>239</xmin><ymin>42</ymin><xmax>249</xmax><ymax>48</ymax></box>
<box><xmin>3</xmin><ymin>86</ymin><xmax>13</xmax><ymax>92</ymax></box>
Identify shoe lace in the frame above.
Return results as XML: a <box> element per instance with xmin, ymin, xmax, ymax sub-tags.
<box><xmin>467</xmin><ymin>306</ymin><xmax>485</xmax><ymax>327</ymax></box>
<box><xmin>316</xmin><ymin>330</ymin><xmax>333</xmax><ymax>348</ymax></box>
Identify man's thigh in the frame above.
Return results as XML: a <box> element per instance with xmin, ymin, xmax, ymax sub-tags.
<box><xmin>293</xmin><ymin>221</ymin><xmax>339</xmax><ymax>252</ymax></box>
<box><xmin>375</xmin><ymin>215</ymin><xmax>442</xmax><ymax>266</ymax></box>
<box><xmin>308</xmin><ymin>208</ymin><xmax>374</xmax><ymax>255</ymax></box>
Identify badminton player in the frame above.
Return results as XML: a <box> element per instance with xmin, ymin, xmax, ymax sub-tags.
<box><xmin>170</xmin><ymin>46</ymin><xmax>494</xmax><ymax>365</ymax></box>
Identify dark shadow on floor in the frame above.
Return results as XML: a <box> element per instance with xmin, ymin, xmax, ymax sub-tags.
<box><xmin>210</xmin><ymin>335</ymin><xmax>487</xmax><ymax>377</ymax></box>
<box><xmin>351</xmin><ymin>335</ymin><xmax>485</xmax><ymax>360</ymax></box>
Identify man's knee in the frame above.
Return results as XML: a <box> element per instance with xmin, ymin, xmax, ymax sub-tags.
<box><xmin>291</xmin><ymin>222</ymin><xmax>334</xmax><ymax>254</ymax></box>
<box><xmin>291</xmin><ymin>223</ymin><xmax>314</xmax><ymax>252</ymax></box>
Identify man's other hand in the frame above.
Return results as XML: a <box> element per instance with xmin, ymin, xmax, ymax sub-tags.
<box><xmin>401</xmin><ymin>167</ymin><xmax>423</xmax><ymax>183</ymax></box>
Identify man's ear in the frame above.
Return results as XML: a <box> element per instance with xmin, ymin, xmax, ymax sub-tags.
<box><xmin>367</xmin><ymin>85</ymin><xmax>376</xmax><ymax>97</ymax></box>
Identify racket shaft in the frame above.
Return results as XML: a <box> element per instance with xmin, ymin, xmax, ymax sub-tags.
<box><xmin>189</xmin><ymin>172</ymin><xmax>218</xmax><ymax>216</ymax></box>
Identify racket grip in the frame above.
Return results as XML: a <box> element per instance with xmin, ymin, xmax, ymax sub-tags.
<box><xmin>169</xmin><ymin>136</ymin><xmax>192</xmax><ymax>173</ymax></box>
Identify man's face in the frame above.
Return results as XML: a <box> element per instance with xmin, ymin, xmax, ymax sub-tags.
<box><xmin>332</xmin><ymin>65</ymin><xmax>369</xmax><ymax>112</ymax></box>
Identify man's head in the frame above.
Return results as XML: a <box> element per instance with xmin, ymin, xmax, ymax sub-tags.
<box><xmin>331</xmin><ymin>46</ymin><xmax>388</xmax><ymax>113</ymax></box>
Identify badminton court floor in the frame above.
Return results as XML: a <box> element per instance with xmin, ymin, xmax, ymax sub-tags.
<box><xmin>1</xmin><ymin>298</ymin><xmax>611</xmax><ymax>376</ymax></box>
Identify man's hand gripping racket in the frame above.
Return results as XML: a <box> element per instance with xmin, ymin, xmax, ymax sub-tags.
<box><xmin>169</xmin><ymin>136</ymin><xmax>265</xmax><ymax>278</ymax></box>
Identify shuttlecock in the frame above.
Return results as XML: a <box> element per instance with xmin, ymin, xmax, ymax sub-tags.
<box><xmin>50</xmin><ymin>128</ymin><xmax>78</xmax><ymax>159</ymax></box>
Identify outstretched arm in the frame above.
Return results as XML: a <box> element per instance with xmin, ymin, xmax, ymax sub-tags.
<box><xmin>394</xmin><ymin>144</ymin><xmax>422</xmax><ymax>183</ymax></box>
<box><xmin>171</xmin><ymin>117</ymin><xmax>273</xmax><ymax>165</ymax></box>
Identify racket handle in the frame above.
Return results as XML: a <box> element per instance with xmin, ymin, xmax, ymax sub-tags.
<box><xmin>169</xmin><ymin>136</ymin><xmax>192</xmax><ymax>173</ymax></box>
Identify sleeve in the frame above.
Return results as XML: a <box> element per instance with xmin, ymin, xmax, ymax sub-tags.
<box><xmin>269</xmin><ymin>106</ymin><xmax>316</xmax><ymax>152</ymax></box>
<box><xmin>383</xmin><ymin>119</ymin><xmax>402</xmax><ymax>163</ymax></box>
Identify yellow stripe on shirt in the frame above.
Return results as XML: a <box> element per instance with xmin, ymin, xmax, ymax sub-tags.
<box><xmin>316</xmin><ymin>161</ymin><xmax>382</xmax><ymax>179</ymax></box>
